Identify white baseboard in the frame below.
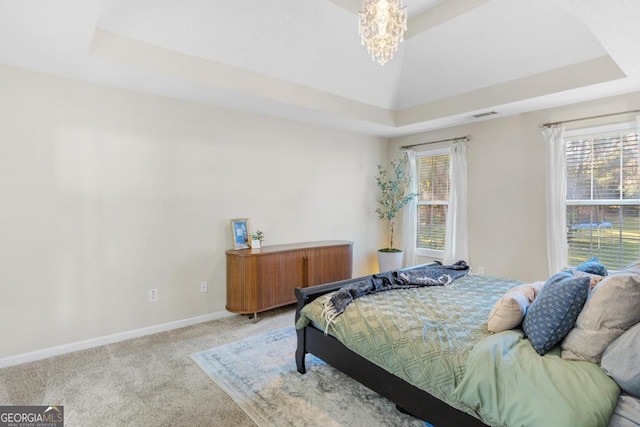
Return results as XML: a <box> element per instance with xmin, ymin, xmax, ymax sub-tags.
<box><xmin>0</xmin><ymin>310</ymin><xmax>235</xmax><ymax>369</ymax></box>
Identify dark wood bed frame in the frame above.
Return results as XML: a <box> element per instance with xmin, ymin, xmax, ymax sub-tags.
<box><xmin>294</xmin><ymin>267</ymin><xmax>487</xmax><ymax>427</ymax></box>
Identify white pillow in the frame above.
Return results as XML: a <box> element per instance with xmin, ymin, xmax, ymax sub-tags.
<box><xmin>561</xmin><ymin>272</ymin><xmax>640</xmax><ymax>363</ymax></box>
<box><xmin>487</xmin><ymin>281</ymin><xmax>544</xmax><ymax>333</ymax></box>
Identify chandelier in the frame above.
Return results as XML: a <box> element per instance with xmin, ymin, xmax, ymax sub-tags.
<box><xmin>359</xmin><ymin>0</ymin><xmax>408</xmax><ymax>65</ymax></box>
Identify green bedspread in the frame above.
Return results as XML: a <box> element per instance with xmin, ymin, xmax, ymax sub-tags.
<box><xmin>296</xmin><ymin>274</ymin><xmax>620</xmax><ymax>426</ymax></box>
<box><xmin>296</xmin><ymin>274</ymin><xmax>520</xmax><ymax>417</ymax></box>
<box><xmin>453</xmin><ymin>329</ymin><xmax>619</xmax><ymax>427</ymax></box>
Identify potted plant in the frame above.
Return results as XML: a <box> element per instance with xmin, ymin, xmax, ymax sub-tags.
<box><xmin>375</xmin><ymin>154</ymin><xmax>415</xmax><ymax>272</ymax></box>
<box><xmin>251</xmin><ymin>230</ymin><xmax>265</xmax><ymax>249</ymax></box>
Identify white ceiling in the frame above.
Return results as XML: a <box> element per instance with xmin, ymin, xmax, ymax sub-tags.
<box><xmin>1</xmin><ymin>0</ymin><xmax>639</xmax><ymax>137</ymax></box>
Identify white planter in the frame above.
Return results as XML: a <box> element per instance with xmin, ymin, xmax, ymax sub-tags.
<box><xmin>251</xmin><ymin>239</ymin><xmax>261</xmax><ymax>249</ymax></box>
<box><xmin>377</xmin><ymin>250</ymin><xmax>404</xmax><ymax>272</ymax></box>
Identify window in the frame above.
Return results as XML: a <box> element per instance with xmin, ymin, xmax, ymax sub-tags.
<box><xmin>565</xmin><ymin>123</ymin><xmax>640</xmax><ymax>269</ymax></box>
<box><xmin>416</xmin><ymin>150</ymin><xmax>450</xmax><ymax>255</ymax></box>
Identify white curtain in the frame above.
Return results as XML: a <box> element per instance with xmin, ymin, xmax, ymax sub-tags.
<box><xmin>402</xmin><ymin>149</ymin><xmax>417</xmax><ymax>267</ymax></box>
<box><xmin>542</xmin><ymin>126</ymin><xmax>568</xmax><ymax>274</ymax></box>
<box><xmin>443</xmin><ymin>140</ymin><xmax>469</xmax><ymax>264</ymax></box>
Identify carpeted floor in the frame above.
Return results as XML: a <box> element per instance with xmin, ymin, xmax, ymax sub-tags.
<box><xmin>0</xmin><ymin>307</ymin><xmax>294</xmax><ymax>426</ymax></box>
<box><xmin>192</xmin><ymin>326</ymin><xmax>423</xmax><ymax>427</ymax></box>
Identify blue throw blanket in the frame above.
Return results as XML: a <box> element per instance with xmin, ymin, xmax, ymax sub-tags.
<box><xmin>321</xmin><ymin>261</ymin><xmax>470</xmax><ymax>331</ymax></box>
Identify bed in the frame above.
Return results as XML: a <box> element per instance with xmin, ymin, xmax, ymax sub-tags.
<box><xmin>294</xmin><ymin>262</ymin><xmax>640</xmax><ymax>427</ymax></box>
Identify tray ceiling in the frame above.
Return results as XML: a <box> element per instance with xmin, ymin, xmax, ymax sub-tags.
<box><xmin>1</xmin><ymin>0</ymin><xmax>639</xmax><ymax>136</ymax></box>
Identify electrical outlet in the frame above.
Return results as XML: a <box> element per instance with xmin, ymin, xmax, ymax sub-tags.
<box><xmin>149</xmin><ymin>288</ymin><xmax>158</xmax><ymax>302</ymax></box>
<box><xmin>200</xmin><ymin>281</ymin><xmax>208</xmax><ymax>293</ymax></box>
<box><xmin>476</xmin><ymin>266</ymin><xmax>485</xmax><ymax>275</ymax></box>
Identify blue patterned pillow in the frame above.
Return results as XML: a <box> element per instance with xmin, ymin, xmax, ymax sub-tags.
<box><xmin>576</xmin><ymin>257</ymin><xmax>608</xmax><ymax>276</ymax></box>
<box><xmin>523</xmin><ymin>271</ymin><xmax>590</xmax><ymax>355</ymax></box>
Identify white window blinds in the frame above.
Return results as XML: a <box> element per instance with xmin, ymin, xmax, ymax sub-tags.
<box><xmin>416</xmin><ymin>153</ymin><xmax>450</xmax><ymax>252</ymax></box>
<box><xmin>565</xmin><ymin>125</ymin><xmax>640</xmax><ymax>269</ymax></box>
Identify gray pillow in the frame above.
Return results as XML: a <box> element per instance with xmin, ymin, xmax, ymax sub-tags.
<box><xmin>601</xmin><ymin>322</ymin><xmax>640</xmax><ymax>398</ymax></box>
<box><xmin>561</xmin><ymin>272</ymin><xmax>640</xmax><ymax>363</ymax></box>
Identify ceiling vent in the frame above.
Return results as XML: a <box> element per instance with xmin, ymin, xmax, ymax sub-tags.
<box><xmin>469</xmin><ymin>111</ymin><xmax>498</xmax><ymax>119</ymax></box>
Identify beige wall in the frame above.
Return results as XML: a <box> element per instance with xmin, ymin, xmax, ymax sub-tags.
<box><xmin>391</xmin><ymin>91</ymin><xmax>640</xmax><ymax>282</ymax></box>
<box><xmin>3</xmin><ymin>62</ymin><xmax>640</xmax><ymax>362</ymax></box>
<box><xmin>0</xmin><ymin>65</ymin><xmax>387</xmax><ymax>359</ymax></box>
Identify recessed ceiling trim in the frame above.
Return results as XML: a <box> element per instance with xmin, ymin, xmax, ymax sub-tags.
<box><xmin>395</xmin><ymin>55</ymin><xmax>627</xmax><ymax>127</ymax></box>
<box><xmin>90</xmin><ymin>27</ymin><xmax>627</xmax><ymax>134</ymax></box>
<box><xmin>89</xmin><ymin>27</ymin><xmax>395</xmax><ymax>127</ymax></box>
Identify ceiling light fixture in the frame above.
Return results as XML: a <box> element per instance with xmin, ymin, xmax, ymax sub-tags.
<box><xmin>359</xmin><ymin>0</ymin><xmax>407</xmax><ymax>65</ymax></box>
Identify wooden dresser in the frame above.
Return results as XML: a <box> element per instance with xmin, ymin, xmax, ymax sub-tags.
<box><xmin>226</xmin><ymin>240</ymin><xmax>353</xmax><ymax>319</ymax></box>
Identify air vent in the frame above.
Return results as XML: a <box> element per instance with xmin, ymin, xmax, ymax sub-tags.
<box><xmin>469</xmin><ymin>111</ymin><xmax>498</xmax><ymax>119</ymax></box>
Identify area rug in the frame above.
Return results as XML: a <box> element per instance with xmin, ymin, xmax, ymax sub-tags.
<box><xmin>191</xmin><ymin>326</ymin><xmax>425</xmax><ymax>427</ymax></box>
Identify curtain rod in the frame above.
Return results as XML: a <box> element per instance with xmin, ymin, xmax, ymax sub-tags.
<box><xmin>400</xmin><ymin>135</ymin><xmax>470</xmax><ymax>150</ymax></box>
<box><xmin>541</xmin><ymin>109</ymin><xmax>640</xmax><ymax>128</ymax></box>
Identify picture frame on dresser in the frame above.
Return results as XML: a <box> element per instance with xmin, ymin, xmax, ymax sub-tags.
<box><xmin>230</xmin><ymin>218</ymin><xmax>250</xmax><ymax>250</ymax></box>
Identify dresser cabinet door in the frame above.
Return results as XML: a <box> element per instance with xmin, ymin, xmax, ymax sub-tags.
<box><xmin>226</xmin><ymin>254</ymin><xmax>258</xmax><ymax>313</ymax></box>
<box><xmin>255</xmin><ymin>252</ymin><xmax>304</xmax><ymax>308</ymax></box>
<box><xmin>305</xmin><ymin>245</ymin><xmax>353</xmax><ymax>287</ymax></box>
